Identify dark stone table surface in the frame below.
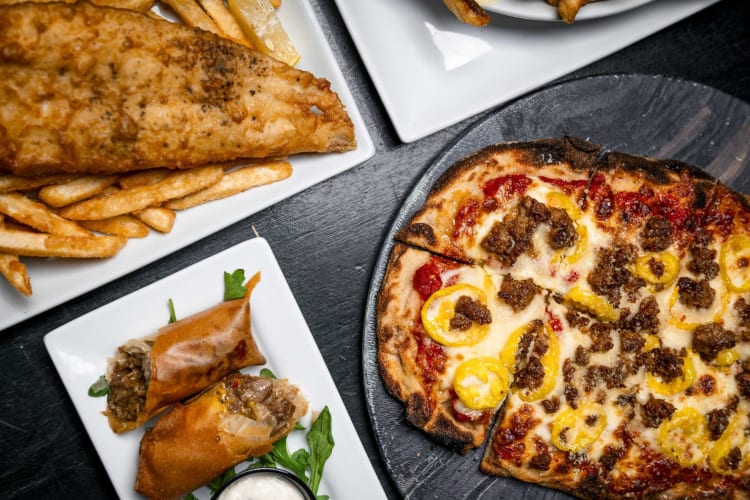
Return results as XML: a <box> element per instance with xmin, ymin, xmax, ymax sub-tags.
<box><xmin>1</xmin><ymin>1</ymin><xmax>748</xmax><ymax>498</ymax></box>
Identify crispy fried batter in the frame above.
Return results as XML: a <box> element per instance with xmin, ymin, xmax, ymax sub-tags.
<box><xmin>0</xmin><ymin>2</ymin><xmax>356</xmax><ymax>177</ymax></box>
<box><xmin>442</xmin><ymin>0</ymin><xmax>491</xmax><ymax>27</ymax></box>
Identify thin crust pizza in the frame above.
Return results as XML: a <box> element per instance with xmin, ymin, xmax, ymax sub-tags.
<box><xmin>376</xmin><ymin>137</ymin><xmax>750</xmax><ymax>498</ymax></box>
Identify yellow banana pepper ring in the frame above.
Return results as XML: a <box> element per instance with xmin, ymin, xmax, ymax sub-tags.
<box><xmin>668</xmin><ymin>286</ymin><xmax>728</xmax><ymax>330</ymax></box>
<box><xmin>565</xmin><ymin>286</ymin><xmax>619</xmax><ymax>322</ymax></box>
<box><xmin>709</xmin><ymin>414</ymin><xmax>747</xmax><ymax>474</ymax></box>
<box><xmin>633</xmin><ymin>252</ymin><xmax>680</xmax><ymax>285</ymax></box>
<box><xmin>647</xmin><ymin>350</ymin><xmax>697</xmax><ymax>396</ymax></box>
<box><xmin>720</xmin><ymin>234</ymin><xmax>750</xmax><ymax>292</ymax></box>
<box><xmin>519</xmin><ymin>325</ymin><xmax>560</xmax><ymax>402</ymax></box>
<box><xmin>658</xmin><ymin>406</ymin><xmax>708</xmax><ymax>467</ymax></box>
<box><xmin>551</xmin><ymin>403</ymin><xmax>607</xmax><ymax>452</ymax></box>
<box><xmin>499</xmin><ymin>322</ymin><xmax>560</xmax><ymax>402</ymax></box>
<box><xmin>453</xmin><ymin>357</ymin><xmax>511</xmax><ymax>410</ymax></box>
<box><xmin>546</xmin><ymin>192</ymin><xmax>587</xmax><ymax>265</ymax></box>
<box><xmin>421</xmin><ymin>283</ymin><xmax>490</xmax><ymax>346</ymax></box>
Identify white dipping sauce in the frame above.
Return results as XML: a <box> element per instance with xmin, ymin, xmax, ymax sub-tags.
<box><xmin>217</xmin><ymin>472</ymin><xmax>306</xmax><ymax>500</ymax></box>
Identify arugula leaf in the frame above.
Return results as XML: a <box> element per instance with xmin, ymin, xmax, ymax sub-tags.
<box><xmin>260</xmin><ymin>368</ymin><xmax>277</xmax><ymax>379</ymax></box>
<box><xmin>307</xmin><ymin>407</ymin><xmax>334</xmax><ymax>495</ymax></box>
<box><xmin>167</xmin><ymin>298</ymin><xmax>177</xmax><ymax>324</ymax></box>
<box><xmin>223</xmin><ymin>269</ymin><xmax>247</xmax><ymax>301</ymax></box>
<box><xmin>87</xmin><ymin>375</ymin><xmax>109</xmax><ymax>397</ymax></box>
<box><xmin>268</xmin><ymin>436</ymin><xmax>309</xmax><ymax>480</ymax></box>
<box><xmin>206</xmin><ymin>467</ymin><xmax>236</xmax><ymax>493</ymax></box>
<box><xmin>182</xmin><ymin>493</ymin><xmax>198</xmax><ymax>500</ymax></box>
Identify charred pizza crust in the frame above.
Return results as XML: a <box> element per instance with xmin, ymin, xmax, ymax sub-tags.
<box><xmin>377</xmin><ymin>136</ymin><xmax>750</xmax><ymax>498</ymax></box>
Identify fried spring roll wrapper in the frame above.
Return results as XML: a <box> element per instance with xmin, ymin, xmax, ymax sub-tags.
<box><xmin>135</xmin><ymin>373</ymin><xmax>308</xmax><ymax>500</ymax></box>
<box><xmin>105</xmin><ymin>273</ymin><xmax>266</xmax><ymax>433</ymax></box>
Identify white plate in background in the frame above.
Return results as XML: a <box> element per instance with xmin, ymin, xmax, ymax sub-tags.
<box><xmin>44</xmin><ymin>237</ymin><xmax>387</xmax><ymax>500</ymax></box>
<box><xmin>333</xmin><ymin>0</ymin><xmax>719</xmax><ymax>143</ymax></box>
<box><xmin>484</xmin><ymin>0</ymin><xmax>654</xmax><ymax>21</ymax></box>
<box><xmin>0</xmin><ymin>0</ymin><xmax>374</xmax><ymax>332</ymax></box>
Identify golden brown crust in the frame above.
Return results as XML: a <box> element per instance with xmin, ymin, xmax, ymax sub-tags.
<box><xmin>134</xmin><ymin>374</ymin><xmax>307</xmax><ymax>500</ymax></box>
<box><xmin>0</xmin><ymin>2</ymin><xmax>355</xmax><ymax>177</ymax></box>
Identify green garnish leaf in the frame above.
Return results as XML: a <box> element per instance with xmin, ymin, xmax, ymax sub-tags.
<box><xmin>88</xmin><ymin>375</ymin><xmax>109</xmax><ymax>397</ymax></box>
<box><xmin>268</xmin><ymin>436</ymin><xmax>309</xmax><ymax>480</ymax></box>
<box><xmin>307</xmin><ymin>407</ymin><xmax>334</xmax><ymax>495</ymax></box>
<box><xmin>167</xmin><ymin>298</ymin><xmax>177</xmax><ymax>324</ymax></box>
<box><xmin>260</xmin><ymin>368</ymin><xmax>277</xmax><ymax>379</ymax></box>
<box><xmin>206</xmin><ymin>467</ymin><xmax>236</xmax><ymax>493</ymax></box>
<box><xmin>294</xmin><ymin>421</ymin><xmax>306</xmax><ymax>431</ymax></box>
<box><xmin>223</xmin><ymin>269</ymin><xmax>247</xmax><ymax>301</ymax></box>
<box><xmin>183</xmin><ymin>493</ymin><xmax>198</xmax><ymax>500</ymax></box>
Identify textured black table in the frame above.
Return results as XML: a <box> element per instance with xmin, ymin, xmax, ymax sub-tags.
<box><xmin>1</xmin><ymin>1</ymin><xmax>748</xmax><ymax>499</ymax></box>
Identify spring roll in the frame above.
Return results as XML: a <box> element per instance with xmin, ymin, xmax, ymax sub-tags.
<box><xmin>135</xmin><ymin>372</ymin><xmax>308</xmax><ymax>500</ymax></box>
<box><xmin>105</xmin><ymin>273</ymin><xmax>266</xmax><ymax>433</ymax></box>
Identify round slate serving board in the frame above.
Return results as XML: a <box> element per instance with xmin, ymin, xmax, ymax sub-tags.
<box><xmin>362</xmin><ymin>74</ymin><xmax>750</xmax><ymax>499</ymax></box>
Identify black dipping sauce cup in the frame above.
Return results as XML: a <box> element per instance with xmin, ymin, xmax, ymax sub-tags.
<box><xmin>211</xmin><ymin>467</ymin><xmax>316</xmax><ymax>500</ymax></box>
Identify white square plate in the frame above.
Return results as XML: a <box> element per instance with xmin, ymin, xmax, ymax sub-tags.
<box><xmin>0</xmin><ymin>0</ymin><xmax>374</xmax><ymax>331</ymax></box>
<box><xmin>44</xmin><ymin>237</ymin><xmax>387</xmax><ymax>500</ymax></box>
<box><xmin>333</xmin><ymin>0</ymin><xmax>719</xmax><ymax>142</ymax></box>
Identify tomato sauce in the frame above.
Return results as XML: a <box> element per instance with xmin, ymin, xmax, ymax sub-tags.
<box><xmin>493</xmin><ymin>404</ymin><xmax>539</xmax><ymax>465</ymax></box>
<box><xmin>416</xmin><ymin>337</ymin><xmax>446</xmax><ymax>387</ymax></box>
<box><xmin>413</xmin><ymin>261</ymin><xmax>443</xmax><ymax>300</ymax></box>
<box><xmin>483</xmin><ymin>175</ymin><xmax>532</xmax><ymax>200</ymax></box>
<box><xmin>452</xmin><ymin>198</ymin><xmax>480</xmax><ymax>238</ymax></box>
<box><xmin>538</xmin><ymin>176</ymin><xmax>588</xmax><ymax>195</ymax></box>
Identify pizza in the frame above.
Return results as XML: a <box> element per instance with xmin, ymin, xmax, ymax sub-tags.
<box><xmin>376</xmin><ymin>137</ymin><xmax>750</xmax><ymax>498</ymax></box>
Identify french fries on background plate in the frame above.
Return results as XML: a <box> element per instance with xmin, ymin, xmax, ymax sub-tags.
<box><xmin>0</xmin><ymin>161</ymin><xmax>292</xmax><ymax>297</ymax></box>
<box><xmin>0</xmin><ymin>0</ymin><xmax>297</xmax><ymax>297</ymax></box>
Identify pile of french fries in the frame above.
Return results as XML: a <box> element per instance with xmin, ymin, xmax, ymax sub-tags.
<box><xmin>0</xmin><ymin>0</ymin><xmax>303</xmax><ymax>297</ymax></box>
<box><xmin>0</xmin><ymin>162</ymin><xmax>292</xmax><ymax>296</ymax></box>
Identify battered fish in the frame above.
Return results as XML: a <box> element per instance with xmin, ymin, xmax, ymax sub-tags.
<box><xmin>0</xmin><ymin>2</ymin><xmax>356</xmax><ymax>177</ymax></box>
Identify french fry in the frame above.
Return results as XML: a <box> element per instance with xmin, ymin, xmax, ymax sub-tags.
<box><xmin>227</xmin><ymin>0</ymin><xmax>300</xmax><ymax>66</ymax></box>
<box><xmin>119</xmin><ymin>169</ymin><xmax>171</xmax><ymax>190</ymax></box>
<box><xmin>80</xmin><ymin>215</ymin><xmax>151</xmax><ymax>238</ymax></box>
<box><xmin>38</xmin><ymin>174</ymin><xmax>119</xmax><ymax>207</ymax></box>
<box><xmin>0</xmin><ymin>253</ymin><xmax>31</xmax><ymax>296</ymax></box>
<box><xmin>133</xmin><ymin>207</ymin><xmax>176</xmax><ymax>233</ymax></box>
<box><xmin>60</xmin><ymin>166</ymin><xmax>224</xmax><ymax>220</ymax></box>
<box><xmin>198</xmin><ymin>0</ymin><xmax>251</xmax><ymax>46</ymax></box>
<box><xmin>0</xmin><ymin>173</ymin><xmax>71</xmax><ymax>193</ymax></box>
<box><xmin>162</xmin><ymin>0</ymin><xmax>222</xmax><ymax>34</ymax></box>
<box><xmin>0</xmin><ymin>228</ymin><xmax>125</xmax><ymax>258</ymax></box>
<box><xmin>0</xmin><ymin>192</ymin><xmax>92</xmax><ymax>237</ymax></box>
<box><xmin>164</xmin><ymin>161</ymin><xmax>291</xmax><ymax>210</ymax></box>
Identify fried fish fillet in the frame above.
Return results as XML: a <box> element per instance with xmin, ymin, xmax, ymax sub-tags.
<box><xmin>0</xmin><ymin>2</ymin><xmax>356</xmax><ymax>177</ymax></box>
<box><xmin>0</xmin><ymin>0</ymin><xmax>155</xmax><ymax>13</ymax></box>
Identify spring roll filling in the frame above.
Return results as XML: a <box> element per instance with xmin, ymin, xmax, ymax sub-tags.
<box><xmin>106</xmin><ymin>340</ymin><xmax>153</xmax><ymax>422</ymax></box>
<box><xmin>222</xmin><ymin>374</ymin><xmax>296</xmax><ymax>434</ymax></box>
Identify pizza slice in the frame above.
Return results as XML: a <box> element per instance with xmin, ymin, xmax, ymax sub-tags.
<box><xmin>377</xmin><ymin>243</ymin><xmax>550</xmax><ymax>452</ymax></box>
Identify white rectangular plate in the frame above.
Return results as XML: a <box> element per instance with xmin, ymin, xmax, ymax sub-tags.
<box><xmin>44</xmin><ymin>237</ymin><xmax>386</xmax><ymax>500</ymax></box>
<box><xmin>0</xmin><ymin>0</ymin><xmax>374</xmax><ymax>331</ymax></box>
<box><xmin>333</xmin><ymin>0</ymin><xmax>719</xmax><ymax>142</ymax></box>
